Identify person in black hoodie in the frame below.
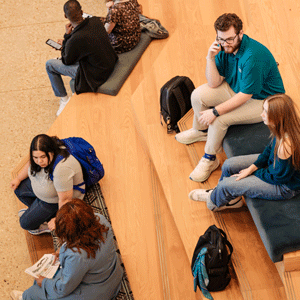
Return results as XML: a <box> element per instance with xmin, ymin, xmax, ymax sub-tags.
<box><xmin>46</xmin><ymin>0</ymin><xmax>118</xmax><ymax>116</ymax></box>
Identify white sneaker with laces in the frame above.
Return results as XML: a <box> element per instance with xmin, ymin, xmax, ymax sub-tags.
<box><xmin>56</xmin><ymin>97</ymin><xmax>70</xmax><ymax>116</ymax></box>
<box><xmin>189</xmin><ymin>157</ymin><xmax>220</xmax><ymax>182</ymax></box>
<box><xmin>175</xmin><ymin>128</ymin><xmax>207</xmax><ymax>145</ymax></box>
<box><xmin>188</xmin><ymin>188</ymin><xmax>243</xmax><ymax>211</ymax></box>
<box><xmin>28</xmin><ymin>222</ymin><xmax>51</xmax><ymax>235</ymax></box>
<box><xmin>10</xmin><ymin>290</ymin><xmax>23</xmax><ymax>300</ymax></box>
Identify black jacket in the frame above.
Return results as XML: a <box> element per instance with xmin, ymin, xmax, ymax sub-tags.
<box><xmin>62</xmin><ymin>17</ymin><xmax>118</xmax><ymax>94</ymax></box>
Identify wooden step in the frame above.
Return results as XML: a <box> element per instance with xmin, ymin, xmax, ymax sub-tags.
<box><xmin>129</xmin><ymin>23</ymin><xmax>291</xmax><ymax>297</ymax></box>
<box><xmin>45</xmin><ymin>82</ymin><xmax>205</xmax><ymax>299</ymax></box>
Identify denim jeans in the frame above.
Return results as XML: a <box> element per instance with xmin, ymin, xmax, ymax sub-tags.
<box><xmin>14</xmin><ymin>178</ymin><xmax>58</xmax><ymax>230</ymax></box>
<box><xmin>46</xmin><ymin>59</ymin><xmax>79</xmax><ymax>97</ymax></box>
<box><xmin>210</xmin><ymin>154</ymin><xmax>299</xmax><ymax>207</ymax></box>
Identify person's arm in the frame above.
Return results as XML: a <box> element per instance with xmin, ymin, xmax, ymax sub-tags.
<box><xmin>205</xmin><ymin>40</ymin><xmax>225</xmax><ymax>88</ymax></box>
<box><xmin>254</xmin><ymin>139</ymin><xmax>295</xmax><ymax>185</ymax></box>
<box><xmin>105</xmin><ymin>22</ymin><xmax>115</xmax><ymax>34</ymax></box>
<box><xmin>198</xmin><ymin>92</ymin><xmax>253</xmax><ymax>126</ymax></box>
<box><xmin>42</xmin><ymin>250</ymin><xmax>90</xmax><ymax>298</ymax></box>
<box><xmin>61</xmin><ymin>23</ymin><xmax>81</xmax><ymax>66</ymax></box>
<box><xmin>48</xmin><ymin>190</ymin><xmax>73</xmax><ymax>231</ymax></box>
<box><xmin>10</xmin><ymin>161</ymin><xmax>30</xmax><ymax>190</ymax></box>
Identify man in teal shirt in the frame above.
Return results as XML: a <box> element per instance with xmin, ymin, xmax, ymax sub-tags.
<box><xmin>175</xmin><ymin>13</ymin><xmax>285</xmax><ymax>182</ymax></box>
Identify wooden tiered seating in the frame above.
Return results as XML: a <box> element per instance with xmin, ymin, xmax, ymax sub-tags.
<box><xmin>12</xmin><ymin>0</ymin><xmax>300</xmax><ymax>299</ymax></box>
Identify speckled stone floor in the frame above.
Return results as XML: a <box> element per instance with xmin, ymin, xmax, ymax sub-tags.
<box><xmin>0</xmin><ymin>1</ymin><xmax>106</xmax><ymax>298</ymax></box>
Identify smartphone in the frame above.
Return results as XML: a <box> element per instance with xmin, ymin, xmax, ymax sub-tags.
<box><xmin>218</xmin><ymin>44</ymin><xmax>224</xmax><ymax>51</ymax></box>
<box><xmin>46</xmin><ymin>39</ymin><xmax>62</xmax><ymax>50</ymax></box>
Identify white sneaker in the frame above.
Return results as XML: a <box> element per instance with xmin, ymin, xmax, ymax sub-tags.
<box><xmin>175</xmin><ymin>128</ymin><xmax>207</xmax><ymax>145</ymax></box>
<box><xmin>18</xmin><ymin>208</ymin><xmax>27</xmax><ymax>218</ymax></box>
<box><xmin>28</xmin><ymin>222</ymin><xmax>51</xmax><ymax>235</ymax></box>
<box><xmin>188</xmin><ymin>189</ymin><xmax>213</xmax><ymax>202</ymax></box>
<box><xmin>211</xmin><ymin>197</ymin><xmax>243</xmax><ymax>212</ymax></box>
<box><xmin>189</xmin><ymin>157</ymin><xmax>220</xmax><ymax>182</ymax></box>
<box><xmin>56</xmin><ymin>97</ymin><xmax>70</xmax><ymax>116</ymax></box>
<box><xmin>10</xmin><ymin>290</ymin><xmax>23</xmax><ymax>300</ymax></box>
<box><xmin>188</xmin><ymin>189</ymin><xmax>243</xmax><ymax>211</ymax></box>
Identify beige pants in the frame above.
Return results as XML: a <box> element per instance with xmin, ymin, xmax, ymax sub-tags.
<box><xmin>191</xmin><ymin>81</ymin><xmax>263</xmax><ymax>154</ymax></box>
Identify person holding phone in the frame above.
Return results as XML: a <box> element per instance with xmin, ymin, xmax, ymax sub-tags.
<box><xmin>175</xmin><ymin>13</ymin><xmax>285</xmax><ymax>182</ymax></box>
<box><xmin>188</xmin><ymin>94</ymin><xmax>300</xmax><ymax>211</ymax></box>
<box><xmin>46</xmin><ymin>0</ymin><xmax>118</xmax><ymax>116</ymax></box>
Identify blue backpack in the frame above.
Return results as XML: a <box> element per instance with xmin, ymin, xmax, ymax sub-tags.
<box><xmin>49</xmin><ymin>137</ymin><xmax>104</xmax><ymax>193</ymax></box>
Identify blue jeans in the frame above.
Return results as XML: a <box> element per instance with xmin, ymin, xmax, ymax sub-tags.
<box><xmin>46</xmin><ymin>59</ymin><xmax>79</xmax><ymax>97</ymax></box>
<box><xmin>14</xmin><ymin>178</ymin><xmax>58</xmax><ymax>230</ymax></box>
<box><xmin>210</xmin><ymin>154</ymin><xmax>299</xmax><ymax>207</ymax></box>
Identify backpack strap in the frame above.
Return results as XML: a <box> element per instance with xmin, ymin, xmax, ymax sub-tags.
<box><xmin>171</xmin><ymin>86</ymin><xmax>187</xmax><ymax>118</ymax></box>
<box><xmin>49</xmin><ymin>154</ymin><xmax>86</xmax><ymax>194</ymax></box>
<box><xmin>217</xmin><ymin>227</ymin><xmax>233</xmax><ymax>260</ymax></box>
<box><xmin>49</xmin><ymin>154</ymin><xmax>64</xmax><ymax>181</ymax></box>
<box><xmin>73</xmin><ymin>182</ymin><xmax>86</xmax><ymax>194</ymax></box>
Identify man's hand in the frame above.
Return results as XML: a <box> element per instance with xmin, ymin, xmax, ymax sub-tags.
<box><xmin>198</xmin><ymin>109</ymin><xmax>217</xmax><ymax>126</ymax></box>
<box><xmin>207</xmin><ymin>40</ymin><xmax>222</xmax><ymax>60</ymax></box>
<box><xmin>10</xmin><ymin>178</ymin><xmax>21</xmax><ymax>190</ymax></box>
<box><xmin>48</xmin><ymin>218</ymin><xmax>56</xmax><ymax>231</ymax></box>
<box><xmin>36</xmin><ymin>276</ymin><xmax>46</xmax><ymax>287</ymax></box>
<box><xmin>57</xmin><ymin>39</ymin><xmax>64</xmax><ymax>45</ymax></box>
<box><xmin>65</xmin><ymin>23</ymin><xmax>73</xmax><ymax>34</ymax></box>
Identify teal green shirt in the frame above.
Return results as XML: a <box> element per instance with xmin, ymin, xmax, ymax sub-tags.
<box><xmin>215</xmin><ymin>34</ymin><xmax>285</xmax><ymax>99</ymax></box>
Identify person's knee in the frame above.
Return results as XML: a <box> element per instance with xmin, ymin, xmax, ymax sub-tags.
<box><xmin>45</xmin><ymin>59</ymin><xmax>58</xmax><ymax>72</ymax></box>
<box><xmin>221</xmin><ymin>158</ymin><xmax>234</xmax><ymax>174</ymax></box>
<box><xmin>191</xmin><ymin>83</ymin><xmax>209</xmax><ymax>106</ymax></box>
<box><xmin>19</xmin><ymin>215</ymin><xmax>33</xmax><ymax>230</ymax></box>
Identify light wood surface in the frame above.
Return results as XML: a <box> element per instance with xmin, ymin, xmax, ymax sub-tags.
<box><xmin>284</xmin><ymin>250</ymin><xmax>300</xmax><ymax>272</ymax></box>
<box><xmin>11</xmin><ymin>0</ymin><xmax>300</xmax><ymax>298</ymax></box>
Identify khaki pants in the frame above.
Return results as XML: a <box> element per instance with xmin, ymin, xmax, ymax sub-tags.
<box><xmin>192</xmin><ymin>81</ymin><xmax>263</xmax><ymax>154</ymax></box>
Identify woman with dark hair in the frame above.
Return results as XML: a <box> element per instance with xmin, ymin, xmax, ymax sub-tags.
<box><xmin>10</xmin><ymin>134</ymin><xmax>84</xmax><ymax>234</ymax></box>
<box><xmin>188</xmin><ymin>94</ymin><xmax>300</xmax><ymax>211</ymax></box>
<box><xmin>11</xmin><ymin>199</ymin><xmax>123</xmax><ymax>300</ymax></box>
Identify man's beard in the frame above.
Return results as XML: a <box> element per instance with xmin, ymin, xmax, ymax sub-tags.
<box><xmin>224</xmin><ymin>36</ymin><xmax>242</xmax><ymax>54</ymax></box>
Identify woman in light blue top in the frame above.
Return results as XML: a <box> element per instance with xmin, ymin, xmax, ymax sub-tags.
<box><xmin>11</xmin><ymin>199</ymin><xmax>123</xmax><ymax>300</ymax></box>
<box><xmin>188</xmin><ymin>94</ymin><xmax>300</xmax><ymax>211</ymax></box>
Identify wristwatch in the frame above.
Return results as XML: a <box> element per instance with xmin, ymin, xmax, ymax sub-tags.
<box><xmin>212</xmin><ymin>107</ymin><xmax>220</xmax><ymax>117</ymax></box>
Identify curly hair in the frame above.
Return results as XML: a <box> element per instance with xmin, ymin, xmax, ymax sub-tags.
<box><xmin>29</xmin><ymin>134</ymin><xmax>69</xmax><ymax>177</ymax></box>
<box><xmin>55</xmin><ymin>199</ymin><xmax>109</xmax><ymax>258</ymax></box>
<box><xmin>214</xmin><ymin>13</ymin><xmax>243</xmax><ymax>34</ymax></box>
<box><xmin>264</xmin><ymin>94</ymin><xmax>300</xmax><ymax>170</ymax></box>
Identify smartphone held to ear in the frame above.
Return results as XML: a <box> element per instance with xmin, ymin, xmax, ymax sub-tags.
<box><xmin>218</xmin><ymin>44</ymin><xmax>224</xmax><ymax>51</ymax></box>
<box><xmin>46</xmin><ymin>39</ymin><xmax>62</xmax><ymax>50</ymax></box>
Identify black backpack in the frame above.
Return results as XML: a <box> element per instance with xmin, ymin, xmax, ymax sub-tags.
<box><xmin>160</xmin><ymin>76</ymin><xmax>195</xmax><ymax>133</ymax></box>
<box><xmin>191</xmin><ymin>225</ymin><xmax>233</xmax><ymax>293</ymax></box>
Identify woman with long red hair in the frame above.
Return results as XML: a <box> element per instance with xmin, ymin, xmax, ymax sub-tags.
<box><xmin>188</xmin><ymin>94</ymin><xmax>300</xmax><ymax>211</ymax></box>
<box><xmin>11</xmin><ymin>199</ymin><xmax>123</xmax><ymax>300</ymax></box>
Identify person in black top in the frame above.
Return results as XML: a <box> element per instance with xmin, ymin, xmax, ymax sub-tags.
<box><xmin>46</xmin><ymin>0</ymin><xmax>118</xmax><ymax>116</ymax></box>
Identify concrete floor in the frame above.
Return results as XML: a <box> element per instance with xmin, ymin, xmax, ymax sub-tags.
<box><xmin>0</xmin><ymin>1</ymin><xmax>106</xmax><ymax>298</ymax></box>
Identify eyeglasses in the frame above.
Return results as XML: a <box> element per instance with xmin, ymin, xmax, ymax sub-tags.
<box><xmin>216</xmin><ymin>34</ymin><xmax>238</xmax><ymax>44</ymax></box>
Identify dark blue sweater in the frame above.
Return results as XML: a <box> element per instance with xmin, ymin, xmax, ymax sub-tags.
<box><xmin>253</xmin><ymin>138</ymin><xmax>300</xmax><ymax>190</ymax></box>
